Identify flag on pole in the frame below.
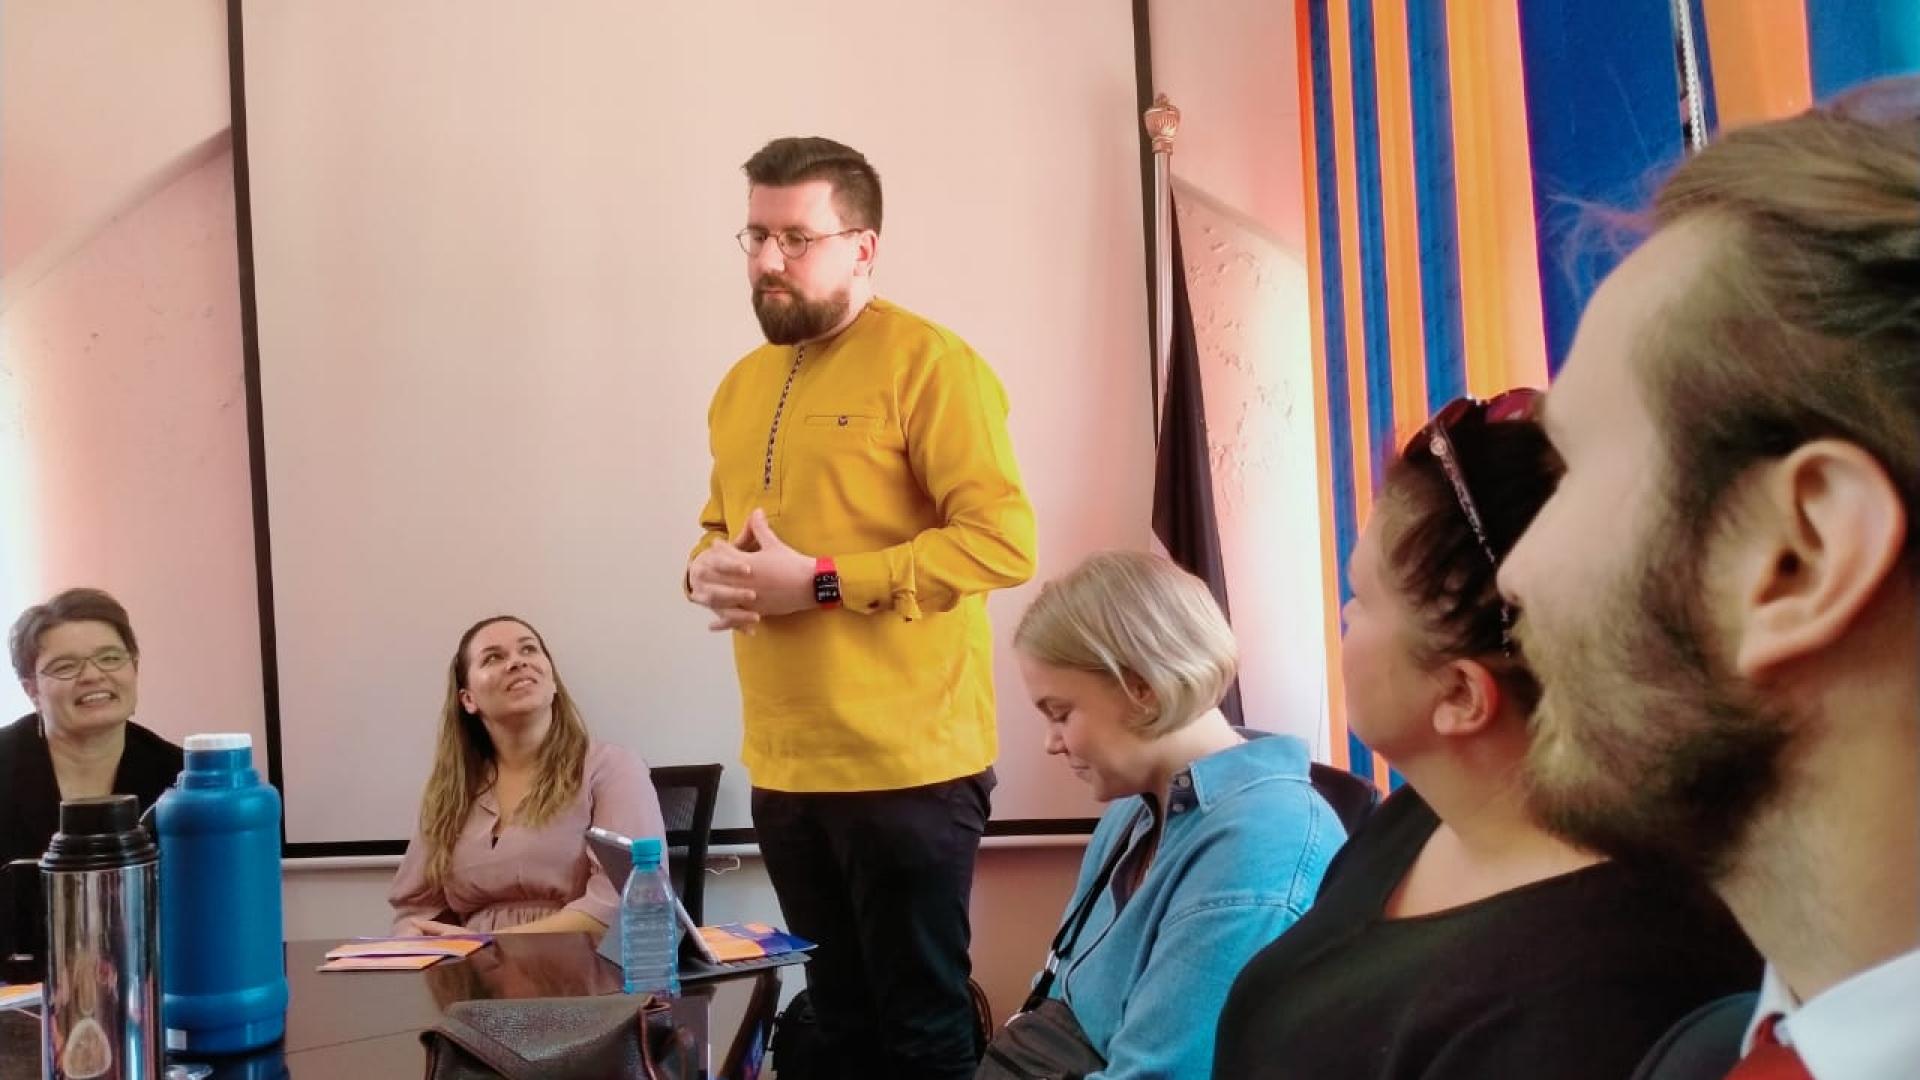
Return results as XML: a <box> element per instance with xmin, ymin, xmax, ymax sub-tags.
<box><xmin>1152</xmin><ymin>199</ymin><xmax>1246</xmax><ymax>726</ymax></box>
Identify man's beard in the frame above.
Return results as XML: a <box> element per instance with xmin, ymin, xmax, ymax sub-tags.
<box><xmin>752</xmin><ymin>279</ymin><xmax>850</xmax><ymax>346</ymax></box>
<box><xmin>1519</xmin><ymin>501</ymin><xmax>1792</xmax><ymax>881</ymax></box>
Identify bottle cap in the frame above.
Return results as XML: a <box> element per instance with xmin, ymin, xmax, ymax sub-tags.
<box><xmin>42</xmin><ymin>795</ymin><xmax>157</xmax><ymax>871</ymax></box>
<box><xmin>185</xmin><ymin>733</ymin><xmax>252</xmax><ymax>751</ymax></box>
<box><xmin>629</xmin><ymin>836</ymin><xmax>664</xmax><ymax>870</ymax></box>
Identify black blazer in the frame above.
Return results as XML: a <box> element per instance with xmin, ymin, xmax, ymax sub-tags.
<box><xmin>0</xmin><ymin>712</ymin><xmax>184</xmax><ymax>973</ymax></box>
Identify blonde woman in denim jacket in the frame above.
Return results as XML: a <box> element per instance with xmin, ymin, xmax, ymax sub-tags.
<box><xmin>1006</xmin><ymin>551</ymin><xmax>1342</xmax><ymax>1080</ymax></box>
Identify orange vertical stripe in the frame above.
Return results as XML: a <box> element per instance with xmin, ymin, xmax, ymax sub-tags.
<box><xmin>1372</xmin><ymin>0</ymin><xmax>1429</xmax><ymax>445</ymax></box>
<box><xmin>1373</xmin><ymin>0</ymin><xmax>1425</xmax><ymax>797</ymax></box>
<box><xmin>1327</xmin><ymin>0</ymin><xmax>1375</xmax><ymax>530</ymax></box>
<box><xmin>1702</xmin><ymin>0</ymin><xmax>1812</xmax><ymax>129</ymax></box>
<box><xmin>1446</xmin><ymin>0</ymin><xmax>1549</xmax><ymax>395</ymax></box>
<box><xmin>1299</xmin><ymin>0</ymin><xmax>1349</xmax><ymax>772</ymax></box>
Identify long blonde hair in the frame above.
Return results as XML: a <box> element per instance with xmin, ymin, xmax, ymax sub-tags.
<box><xmin>416</xmin><ymin>615</ymin><xmax>590</xmax><ymax>887</ymax></box>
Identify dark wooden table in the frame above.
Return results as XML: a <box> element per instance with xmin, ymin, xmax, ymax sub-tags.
<box><xmin>1</xmin><ymin>934</ymin><xmax>777</xmax><ymax>1078</ymax></box>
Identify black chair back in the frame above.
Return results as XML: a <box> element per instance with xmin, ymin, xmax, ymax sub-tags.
<box><xmin>1308</xmin><ymin>762</ymin><xmax>1380</xmax><ymax>836</ymax></box>
<box><xmin>1629</xmin><ymin>991</ymin><xmax>1759</xmax><ymax>1080</ymax></box>
<box><xmin>648</xmin><ymin>763</ymin><xmax>722</xmax><ymax>925</ymax></box>
<box><xmin>1228</xmin><ymin>725</ymin><xmax>1380</xmax><ymax>836</ymax></box>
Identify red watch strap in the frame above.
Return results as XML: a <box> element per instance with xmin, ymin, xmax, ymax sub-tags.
<box><xmin>815</xmin><ymin>556</ymin><xmax>840</xmax><ymax>609</ymax></box>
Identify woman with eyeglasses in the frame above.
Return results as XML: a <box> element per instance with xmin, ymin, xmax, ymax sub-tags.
<box><xmin>2</xmin><ymin>588</ymin><xmax>184</xmax><ymax>972</ymax></box>
<box><xmin>388</xmin><ymin>615</ymin><xmax>665</xmax><ymax>940</ymax></box>
<box><xmin>1210</xmin><ymin>393</ymin><xmax>1759</xmax><ymax>1080</ymax></box>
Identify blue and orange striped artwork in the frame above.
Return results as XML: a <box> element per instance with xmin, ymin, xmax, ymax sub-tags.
<box><xmin>1294</xmin><ymin>0</ymin><xmax>1917</xmax><ymax>790</ymax></box>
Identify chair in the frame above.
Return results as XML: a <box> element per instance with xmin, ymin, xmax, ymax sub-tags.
<box><xmin>1308</xmin><ymin>762</ymin><xmax>1380</xmax><ymax>837</ymax></box>
<box><xmin>1629</xmin><ymin>991</ymin><xmax>1759</xmax><ymax>1080</ymax></box>
<box><xmin>649</xmin><ymin>763</ymin><xmax>722</xmax><ymax>926</ymax></box>
<box><xmin>1230</xmin><ymin>725</ymin><xmax>1380</xmax><ymax>836</ymax></box>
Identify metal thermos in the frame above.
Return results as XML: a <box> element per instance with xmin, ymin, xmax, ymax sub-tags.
<box><xmin>39</xmin><ymin>794</ymin><xmax>160</xmax><ymax>1080</ymax></box>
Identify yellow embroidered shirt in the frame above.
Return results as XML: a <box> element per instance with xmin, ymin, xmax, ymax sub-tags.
<box><xmin>691</xmin><ymin>299</ymin><xmax>1037</xmax><ymax>792</ymax></box>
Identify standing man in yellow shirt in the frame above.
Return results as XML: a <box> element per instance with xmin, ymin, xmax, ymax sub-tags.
<box><xmin>685</xmin><ymin>136</ymin><xmax>1037</xmax><ymax>1080</ymax></box>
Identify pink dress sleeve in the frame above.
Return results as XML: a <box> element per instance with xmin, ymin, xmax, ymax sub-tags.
<box><xmin>562</xmin><ymin>743</ymin><xmax>667</xmax><ymax>928</ymax></box>
<box><xmin>387</xmin><ymin>826</ymin><xmax>450</xmax><ymax>934</ymax></box>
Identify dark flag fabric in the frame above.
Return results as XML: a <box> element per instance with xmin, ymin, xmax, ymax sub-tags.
<box><xmin>1152</xmin><ymin>198</ymin><xmax>1246</xmax><ymax>727</ymax></box>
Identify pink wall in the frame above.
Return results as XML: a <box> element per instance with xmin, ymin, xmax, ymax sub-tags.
<box><xmin>0</xmin><ymin>0</ymin><xmax>230</xmax><ymax>283</ymax></box>
<box><xmin>0</xmin><ymin>1</ymin><xmax>261</xmax><ymax>747</ymax></box>
<box><xmin>1149</xmin><ymin>0</ymin><xmax>1327</xmax><ymax>750</ymax></box>
<box><xmin>1149</xmin><ymin>0</ymin><xmax>1309</xmax><ymax>251</ymax></box>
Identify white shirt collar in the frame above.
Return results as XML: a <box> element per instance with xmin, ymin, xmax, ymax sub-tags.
<box><xmin>1743</xmin><ymin>949</ymin><xmax>1920</xmax><ymax>1079</ymax></box>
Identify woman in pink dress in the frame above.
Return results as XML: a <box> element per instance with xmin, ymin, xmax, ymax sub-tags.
<box><xmin>388</xmin><ymin>615</ymin><xmax>665</xmax><ymax>939</ymax></box>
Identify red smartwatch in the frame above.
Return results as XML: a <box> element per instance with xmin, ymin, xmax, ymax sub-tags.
<box><xmin>813</xmin><ymin>556</ymin><xmax>841</xmax><ymax>609</ymax></box>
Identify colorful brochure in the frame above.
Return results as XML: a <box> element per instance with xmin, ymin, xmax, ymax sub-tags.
<box><xmin>695</xmin><ymin>922</ymin><xmax>815</xmax><ymax>964</ymax></box>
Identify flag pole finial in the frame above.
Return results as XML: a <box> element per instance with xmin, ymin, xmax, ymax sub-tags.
<box><xmin>1144</xmin><ymin>93</ymin><xmax>1181</xmax><ymax>155</ymax></box>
<box><xmin>1143</xmin><ymin>93</ymin><xmax>1179</xmax><ymax>442</ymax></box>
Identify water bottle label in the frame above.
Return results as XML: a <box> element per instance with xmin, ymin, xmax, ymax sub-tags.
<box><xmin>167</xmin><ymin>1027</ymin><xmax>188</xmax><ymax>1051</ymax></box>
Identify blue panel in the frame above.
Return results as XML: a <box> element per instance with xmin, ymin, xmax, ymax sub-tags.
<box><xmin>1516</xmin><ymin>0</ymin><xmax>1685</xmax><ymax>373</ymax></box>
<box><xmin>1306</xmin><ymin>0</ymin><xmax>1372</xmax><ymax>784</ymax></box>
<box><xmin>1346</xmin><ymin>0</ymin><xmax>1400</xmax><ymax>496</ymax></box>
<box><xmin>1808</xmin><ymin>0</ymin><xmax>1920</xmax><ymax>100</ymax></box>
<box><xmin>1406</xmin><ymin>0</ymin><xmax>1468</xmax><ymax>410</ymax></box>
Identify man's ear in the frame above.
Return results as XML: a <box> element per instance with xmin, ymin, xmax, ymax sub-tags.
<box><xmin>1731</xmin><ymin>440</ymin><xmax>1907</xmax><ymax>679</ymax></box>
<box><xmin>20</xmin><ymin>679</ymin><xmax>38</xmax><ymax>712</ymax></box>
<box><xmin>854</xmin><ymin>229</ymin><xmax>879</xmax><ymax>276</ymax></box>
<box><xmin>1431</xmin><ymin>659</ymin><xmax>1502</xmax><ymax>738</ymax></box>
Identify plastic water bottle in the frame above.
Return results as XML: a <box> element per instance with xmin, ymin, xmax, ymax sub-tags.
<box><xmin>619</xmin><ymin>837</ymin><xmax>679</xmax><ymax>996</ymax></box>
<box><xmin>153</xmin><ymin>733</ymin><xmax>288</xmax><ymax>1054</ymax></box>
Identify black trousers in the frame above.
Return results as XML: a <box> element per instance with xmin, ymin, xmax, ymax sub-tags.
<box><xmin>752</xmin><ymin>769</ymin><xmax>993</xmax><ymax>1080</ymax></box>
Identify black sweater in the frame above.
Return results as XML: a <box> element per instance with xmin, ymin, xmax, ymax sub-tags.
<box><xmin>1213</xmin><ymin>788</ymin><xmax>1760</xmax><ymax>1080</ymax></box>
<box><xmin>1</xmin><ymin>713</ymin><xmax>183</xmax><ymax>971</ymax></box>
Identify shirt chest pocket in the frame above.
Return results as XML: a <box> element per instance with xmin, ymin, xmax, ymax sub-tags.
<box><xmin>798</xmin><ymin>412</ymin><xmax>904</xmax><ymax>456</ymax></box>
<box><xmin>803</xmin><ymin>412</ymin><xmax>886</xmax><ymax>434</ymax></box>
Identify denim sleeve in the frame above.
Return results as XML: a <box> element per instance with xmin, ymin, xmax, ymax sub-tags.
<box><xmin>1086</xmin><ymin>784</ymin><xmax>1337</xmax><ymax>1079</ymax></box>
<box><xmin>1085</xmin><ymin>896</ymin><xmax>1311</xmax><ymax>1080</ymax></box>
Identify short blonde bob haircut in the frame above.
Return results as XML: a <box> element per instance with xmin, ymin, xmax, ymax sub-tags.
<box><xmin>1013</xmin><ymin>550</ymin><xmax>1238</xmax><ymax>738</ymax></box>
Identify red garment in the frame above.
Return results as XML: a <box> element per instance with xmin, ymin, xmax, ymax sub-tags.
<box><xmin>1725</xmin><ymin>1015</ymin><xmax>1812</xmax><ymax>1080</ymax></box>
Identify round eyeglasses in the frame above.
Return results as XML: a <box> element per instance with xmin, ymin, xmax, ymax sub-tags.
<box><xmin>735</xmin><ymin>227</ymin><xmax>862</xmax><ymax>260</ymax></box>
<box><xmin>39</xmin><ymin>648</ymin><xmax>134</xmax><ymax>681</ymax></box>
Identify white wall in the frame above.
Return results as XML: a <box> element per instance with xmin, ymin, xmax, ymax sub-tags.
<box><xmin>240</xmin><ymin>0</ymin><xmax>1140</xmax><ymax>843</ymax></box>
<box><xmin>1174</xmin><ymin>181</ymin><xmax>1324</xmax><ymax>754</ymax></box>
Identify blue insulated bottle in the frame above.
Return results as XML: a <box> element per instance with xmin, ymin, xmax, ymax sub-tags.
<box><xmin>153</xmin><ymin>733</ymin><xmax>287</xmax><ymax>1054</ymax></box>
